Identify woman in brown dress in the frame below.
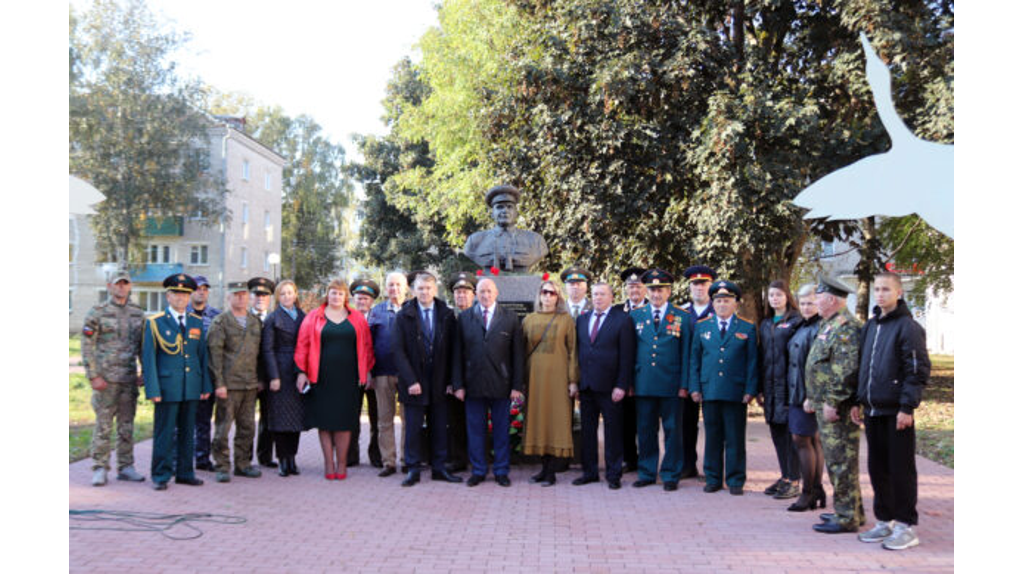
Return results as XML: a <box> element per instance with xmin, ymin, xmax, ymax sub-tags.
<box><xmin>522</xmin><ymin>280</ymin><xmax>579</xmax><ymax>486</ymax></box>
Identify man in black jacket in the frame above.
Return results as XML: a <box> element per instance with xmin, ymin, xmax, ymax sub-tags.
<box><xmin>392</xmin><ymin>271</ymin><xmax>463</xmax><ymax>486</ymax></box>
<box><xmin>852</xmin><ymin>272</ymin><xmax>931</xmax><ymax>550</ymax></box>
<box><xmin>573</xmin><ymin>282</ymin><xmax>636</xmax><ymax>489</ymax></box>
<box><xmin>452</xmin><ymin>278</ymin><xmax>525</xmax><ymax>487</ymax></box>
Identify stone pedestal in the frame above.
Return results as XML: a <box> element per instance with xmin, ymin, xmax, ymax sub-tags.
<box><xmin>490</xmin><ymin>274</ymin><xmax>542</xmax><ymax>321</ymax></box>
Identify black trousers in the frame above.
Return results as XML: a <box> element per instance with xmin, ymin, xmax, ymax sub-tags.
<box><xmin>348</xmin><ymin>386</ymin><xmax>381</xmax><ymax>465</ymax></box>
<box><xmin>865</xmin><ymin>414</ymin><xmax>919</xmax><ymax>525</ymax></box>
<box><xmin>769</xmin><ymin>421</ymin><xmax>801</xmax><ymax>481</ymax></box>
<box><xmin>404</xmin><ymin>400</ymin><xmax>448</xmax><ymax>473</ymax></box>
<box><xmin>193</xmin><ymin>394</ymin><xmax>215</xmax><ymax>463</ymax></box>
<box><xmin>273</xmin><ymin>431</ymin><xmax>300</xmax><ymax>458</ymax></box>
<box><xmin>680</xmin><ymin>395</ymin><xmax>700</xmax><ymax>473</ymax></box>
<box><xmin>446</xmin><ymin>394</ymin><xmax>468</xmax><ymax>468</ymax></box>
<box><xmin>579</xmin><ymin>389</ymin><xmax>624</xmax><ymax>481</ymax></box>
<box><xmin>256</xmin><ymin>389</ymin><xmax>274</xmax><ymax>464</ymax></box>
<box><xmin>620</xmin><ymin>395</ymin><xmax>638</xmax><ymax>469</ymax></box>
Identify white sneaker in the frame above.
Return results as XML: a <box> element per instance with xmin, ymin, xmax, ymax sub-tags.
<box><xmin>858</xmin><ymin>520</ymin><xmax>893</xmax><ymax>543</ymax></box>
<box><xmin>91</xmin><ymin>468</ymin><xmax>108</xmax><ymax>486</ymax></box>
<box><xmin>882</xmin><ymin>523</ymin><xmax>920</xmax><ymax>550</ymax></box>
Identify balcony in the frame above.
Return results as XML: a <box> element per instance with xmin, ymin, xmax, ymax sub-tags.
<box><xmin>131</xmin><ymin>263</ymin><xmax>184</xmax><ymax>285</ymax></box>
<box><xmin>143</xmin><ymin>216</ymin><xmax>184</xmax><ymax>236</ymax></box>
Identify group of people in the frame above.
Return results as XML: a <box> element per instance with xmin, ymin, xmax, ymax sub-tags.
<box><xmin>81</xmin><ymin>260</ymin><xmax>930</xmax><ymax>551</ymax></box>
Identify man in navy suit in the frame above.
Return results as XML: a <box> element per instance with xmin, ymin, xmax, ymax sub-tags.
<box><xmin>573</xmin><ymin>282</ymin><xmax>636</xmax><ymax>489</ymax></box>
<box><xmin>391</xmin><ymin>271</ymin><xmax>463</xmax><ymax>486</ymax></box>
<box><xmin>452</xmin><ymin>278</ymin><xmax>525</xmax><ymax>487</ymax></box>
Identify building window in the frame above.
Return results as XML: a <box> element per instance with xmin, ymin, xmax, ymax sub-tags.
<box><xmin>264</xmin><ymin>172</ymin><xmax>272</xmax><ymax>191</ymax></box>
<box><xmin>242</xmin><ymin>159</ymin><xmax>250</xmax><ymax>181</ymax></box>
<box><xmin>190</xmin><ymin>244</ymin><xmax>209</xmax><ymax>265</ymax></box>
<box><xmin>136</xmin><ymin>290</ymin><xmax>162</xmax><ymax>312</ymax></box>
<box><xmin>241</xmin><ymin>247</ymin><xmax>248</xmax><ymax>269</ymax></box>
<box><xmin>242</xmin><ymin>202</ymin><xmax>250</xmax><ymax>240</ymax></box>
<box><xmin>264</xmin><ymin>251</ymin><xmax>270</xmax><ymax>272</ymax></box>
<box><xmin>822</xmin><ymin>240</ymin><xmax>835</xmax><ymax>257</ymax></box>
<box><xmin>148</xmin><ymin>244</ymin><xmax>173</xmax><ymax>264</ymax></box>
<box><xmin>264</xmin><ymin>211</ymin><xmax>273</xmax><ymax>242</ymax></box>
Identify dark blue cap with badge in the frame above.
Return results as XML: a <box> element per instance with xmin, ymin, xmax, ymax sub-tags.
<box><xmin>350</xmin><ymin>278</ymin><xmax>381</xmax><ymax>299</ymax></box>
<box><xmin>164</xmin><ymin>273</ymin><xmax>197</xmax><ymax>293</ymax></box>
<box><xmin>642</xmin><ymin>268</ymin><xmax>675</xmax><ymax>287</ymax></box>
<box><xmin>619</xmin><ymin>267</ymin><xmax>646</xmax><ymax>285</ymax></box>
<box><xmin>193</xmin><ymin>275</ymin><xmax>211</xmax><ymax>288</ymax></box>
<box><xmin>816</xmin><ymin>277</ymin><xmax>852</xmax><ymax>297</ymax></box>
<box><xmin>683</xmin><ymin>265</ymin><xmax>717</xmax><ymax>283</ymax></box>
<box><xmin>248</xmin><ymin>277</ymin><xmax>275</xmax><ymax>295</ymax></box>
<box><xmin>449</xmin><ymin>272</ymin><xmax>477</xmax><ymax>292</ymax></box>
<box><xmin>560</xmin><ymin>266</ymin><xmax>594</xmax><ymax>284</ymax></box>
<box><xmin>710</xmin><ymin>279</ymin><xmax>741</xmax><ymax>299</ymax></box>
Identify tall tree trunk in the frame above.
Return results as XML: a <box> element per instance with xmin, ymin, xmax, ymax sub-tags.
<box><xmin>855</xmin><ymin>216</ymin><xmax>879</xmax><ymax>322</ymax></box>
<box><xmin>731</xmin><ymin>1</ymin><xmax>745</xmax><ymax>65</ymax></box>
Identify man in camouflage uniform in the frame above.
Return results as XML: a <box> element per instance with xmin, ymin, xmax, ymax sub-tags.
<box><xmin>81</xmin><ymin>269</ymin><xmax>146</xmax><ymax>486</ymax></box>
<box><xmin>207</xmin><ymin>281</ymin><xmax>265</xmax><ymax>483</ymax></box>
<box><xmin>805</xmin><ymin>277</ymin><xmax>865</xmax><ymax>534</ymax></box>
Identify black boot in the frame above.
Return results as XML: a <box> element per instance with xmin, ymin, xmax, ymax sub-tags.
<box><xmin>530</xmin><ymin>458</ymin><xmax>549</xmax><ymax>483</ymax></box>
<box><xmin>540</xmin><ymin>457</ymin><xmax>557</xmax><ymax>487</ymax></box>
<box><xmin>278</xmin><ymin>458</ymin><xmax>289</xmax><ymax>477</ymax></box>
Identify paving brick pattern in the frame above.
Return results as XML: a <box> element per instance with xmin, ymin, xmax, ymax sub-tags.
<box><xmin>70</xmin><ymin>417</ymin><xmax>953</xmax><ymax>573</ymax></box>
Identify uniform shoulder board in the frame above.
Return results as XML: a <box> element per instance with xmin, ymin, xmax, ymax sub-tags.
<box><xmin>148</xmin><ymin>311</ymin><xmax>166</xmax><ymax>320</ymax></box>
<box><xmin>189</xmin><ymin>312</ymin><xmax>202</xmax><ymax>319</ymax></box>
<box><xmin>736</xmin><ymin>315</ymin><xmax>755</xmax><ymax>326</ymax></box>
<box><xmin>679</xmin><ymin>306</ymin><xmax>692</xmax><ymax>314</ymax></box>
<box><xmin>697</xmin><ymin>315</ymin><xmax>713</xmax><ymax>323</ymax></box>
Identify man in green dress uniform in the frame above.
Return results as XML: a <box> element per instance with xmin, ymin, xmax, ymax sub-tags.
<box><xmin>689</xmin><ymin>280</ymin><xmax>758</xmax><ymax>495</ymax></box>
<box><xmin>142</xmin><ymin>274</ymin><xmax>212</xmax><ymax>490</ymax></box>
<box><xmin>629</xmin><ymin>268</ymin><xmax>692</xmax><ymax>491</ymax></box>
<box><xmin>806</xmin><ymin>277</ymin><xmax>865</xmax><ymax>534</ymax></box>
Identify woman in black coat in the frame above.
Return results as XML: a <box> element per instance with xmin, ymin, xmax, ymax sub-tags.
<box><xmin>758</xmin><ymin>280</ymin><xmax>803</xmax><ymax>499</ymax></box>
<box><xmin>262</xmin><ymin>280</ymin><xmax>307</xmax><ymax>477</ymax></box>
<box><xmin>785</xmin><ymin>284</ymin><xmax>825</xmax><ymax>511</ymax></box>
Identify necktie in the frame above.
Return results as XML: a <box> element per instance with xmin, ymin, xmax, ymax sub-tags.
<box><xmin>422</xmin><ymin>308</ymin><xmax>433</xmax><ymax>341</ymax></box>
<box><xmin>590</xmin><ymin>312</ymin><xmax>604</xmax><ymax>343</ymax></box>
<box><xmin>653</xmin><ymin>309</ymin><xmax>661</xmax><ymax>330</ymax></box>
<box><xmin>720</xmin><ymin>321</ymin><xmax>728</xmax><ymax>338</ymax></box>
<box><xmin>482</xmin><ymin>308</ymin><xmax>489</xmax><ymax>331</ymax></box>
<box><xmin>178</xmin><ymin>314</ymin><xmax>186</xmax><ymax>336</ymax></box>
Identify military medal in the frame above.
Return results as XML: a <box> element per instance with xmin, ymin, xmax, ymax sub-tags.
<box><xmin>703</xmin><ymin>331</ymin><xmax>711</xmax><ymax>340</ymax></box>
<box><xmin>736</xmin><ymin>333</ymin><xmax>748</xmax><ymax>340</ymax></box>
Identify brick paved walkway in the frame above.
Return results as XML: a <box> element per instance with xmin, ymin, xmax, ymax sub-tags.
<box><xmin>70</xmin><ymin>417</ymin><xmax>953</xmax><ymax>573</ymax></box>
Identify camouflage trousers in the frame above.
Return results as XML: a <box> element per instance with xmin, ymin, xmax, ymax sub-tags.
<box><xmin>90</xmin><ymin>382</ymin><xmax>139</xmax><ymax>471</ymax></box>
<box><xmin>816</xmin><ymin>406</ymin><xmax>865</xmax><ymax>529</ymax></box>
<box><xmin>213</xmin><ymin>388</ymin><xmax>258</xmax><ymax>473</ymax></box>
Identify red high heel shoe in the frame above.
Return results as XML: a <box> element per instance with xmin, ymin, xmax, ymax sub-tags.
<box><xmin>336</xmin><ymin>472</ymin><xmax>347</xmax><ymax>480</ymax></box>
<box><xmin>325</xmin><ymin>473</ymin><xmax>336</xmax><ymax>480</ymax></box>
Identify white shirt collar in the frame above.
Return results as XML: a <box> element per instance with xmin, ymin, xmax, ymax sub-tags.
<box><xmin>417</xmin><ymin>300</ymin><xmax>434</xmax><ymax>313</ymax></box>
<box><xmin>168</xmin><ymin>307</ymin><xmax>186</xmax><ymax>323</ymax></box>
<box><xmin>718</xmin><ymin>314</ymin><xmax>733</xmax><ymax>329</ymax></box>
<box><xmin>652</xmin><ymin>302</ymin><xmax>669</xmax><ymax>317</ymax></box>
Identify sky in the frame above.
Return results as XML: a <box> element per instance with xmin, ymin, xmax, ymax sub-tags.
<box><xmin>75</xmin><ymin>0</ymin><xmax>441</xmax><ymax>161</ymax></box>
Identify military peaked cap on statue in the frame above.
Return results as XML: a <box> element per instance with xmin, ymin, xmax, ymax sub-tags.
<box><xmin>406</xmin><ymin>269</ymin><xmax>437</xmax><ymax>287</ymax></box>
<box><xmin>683</xmin><ymin>265</ymin><xmax>717</xmax><ymax>283</ymax></box>
<box><xmin>248</xmin><ymin>277</ymin><xmax>275</xmax><ymax>295</ymax></box>
<box><xmin>641</xmin><ymin>268</ymin><xmax>674</xmax><ymax>287</ymax></box>
<box><xmin>484</xmin><ymin>184</ymin><xmax>521</xmax><ymax>207</ymax></box>
<box><xmin>350</xmin><ymin>278</ymin><xmax>381</xmax><ymax>299</ymax></box>
<box><xmin>163</xmin><ymin>273</ymin><xmax>197</xmax><ymax>293</ymax></box>
<box><xmin>449</xmin><ymin>272</ymin><xmax>477</xmax><ymax>292</ymax></box>
<box><xmin>619</xmin><ymin>267</ymin><xmax>646</xmax><ymax>285</ymax></box>
<box><xmin>816</xmin><ymin>276</ymin><xmax>853</xmax><ymax>297</ymax></box>
<box><xmin>710</xmin><ymin>279</ymin><xmax>741</xmax><ymax>299</ymax></box>
<box><xmin>560</xmin><ymin>266</ymin><xmax>594</xmax><ymax>284</ymax></box>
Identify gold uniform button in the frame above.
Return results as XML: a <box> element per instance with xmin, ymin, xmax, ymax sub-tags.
<box><xmin>185</xmin><ymin>354</ymin><xmax>189</xmax><ymax>359</ymax></box>
<box><xmin>186</xmin><ymin>367</ymin><xmax>191</xmax><ymax>372</ymax></box>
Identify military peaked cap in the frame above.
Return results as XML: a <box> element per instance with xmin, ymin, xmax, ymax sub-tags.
<box><xmin>641</xmin><ymin>268</ymin><xmax>675</xmax><ymax>287</ymax></box>
<box><xmin>248</xmin><ymin>277</ymin><xmax>275</xmax><ymax>295</ymax></box>
<box><xmin>683</xmin><ymin>265</ymin><xmax>717</xmax><ymax>283</ymax></box>
<box><xmin>484</xmin><ymin>185</ymin><xmax>521</xmax><ymax>207</ymax></box>
<box><xmin>816</xmin><ymin>277</ymin><xmax>853</xmax><ymax>297</ymax></box>
<box><xmin>710</xmin><ymin>279</ymin><xmax>741</xmax><ymax>299</ymax></box>
<box><xmin>560</xmin><ymin>266</ymin><xmax>594</xmax><ymax>284</ymax></box>
<box><xmin>449</xmin><ymin>272</ymin><xmax>477</xmax><ymax>292</ymax></box>
<box><xmin>163</xmin><ymin>273</ymin><xmax>197</xmax><ymax>293</ymax></box>
<box><xmin>350</xmin><ymin>278</ymin><xmax>381</xmax><ymax>299</ymax></box>
<box><xmin>619</xmin><ymin>267</ymin><xmax>646</xmax><ymax>285</ymax></box>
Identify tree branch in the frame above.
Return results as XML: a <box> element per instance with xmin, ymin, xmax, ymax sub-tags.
<box><xmin>882</xmin><ymin>217</ymin><xmax>925</xmax><ymax>263</ymax></box>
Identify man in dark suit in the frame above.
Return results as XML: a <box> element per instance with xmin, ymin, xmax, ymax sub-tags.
<box><xmin>452</xmin><ymin>278</ymin><xmax>525</xmax><ymax>487</ymax></box>
<box><xmin>573</xmin><ymin>282</ymin><xmax>636</xmax><ymax>489</ymax></box>
<box><xmin>142</xmin><ymin>274</ymin><xmax>212</xmax><ymax>490</ymax></box>
<box><xmin>248</xmin><ymin>277</ymin><xmax>277</xmax><ymax>469</ymax></box>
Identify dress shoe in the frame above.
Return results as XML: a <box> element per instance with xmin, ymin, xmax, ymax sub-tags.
<box><xmin>91</xmin><ymin>468</ymin><xmax>108</xmax><ymax>487</ymax></box>
<box><xmin>378</xmin><ymin>466</ymin><xmax>397</xmax><ymax>478</ymax></box>
<box><xmin>572</xmin><ymin>475</ymin><xmax>599</xmax><ymax>486</ymax></box>
<box><xmin>445</xmin><ymin>462</ymin><xmax>467</xmax><ymax>473</ymax></box>
<box><xmin>703</xmin><ymin>484</ymin><xmax>723</xmax><ymax>493</ymax></box>
<box><xmin>216</xmin><ymin>471</ymin><xmax>231</xmax><ymax>483</ymax></box>
<box><xmin>234</xmin><ymin>466</ymin><xmax>263</xmax><ymax>478</ymax></box>
<box><xmin>259</xmin><ymin>459</ymin><xmax>278</xmax><ymax>469</ymax></box>
<box><xmin>820</xmin><ymin>513</ymin><xmax>837</xmax><ymax>523</ymax></box>
<box><xmin>194</xmin><ymin>460</ymin><xmax>215</xmax><ymax>472</ymax></box>
<box><xmin>663</xmin><ymin>481</ymin><xmax>678</xmax><ymax>492</ymax></box>
<box><xmin>152</xmin><ymin>481</ymin><xmax>168</xmax><ymax>491</ymax></box>
<box><xmin>529</xmin><ymin>470</ymin><xmax>547</xmax><ymax>484</ymax></box>
<box><xmin>431</xmin><ymin>470</ymin><xmax>464</xmax><ymax>483</ymax></box>
<box><xmin>278</xmin><ymin>463</ymin><xmax>289</xmax><ymax>477</ymax></box>
<box><xmin>401</xmin><ymin>471</ymin><xmax>421</xmax><ymax>487</ymax></box>
<box><xmin>632</xmin><ymin>478</ymin><xmax>656</xmax><ymax>488</ymax></box>
<box><xmin>288</xmin><ymin>458</ymin><xmax>301</xmax><ymax>476</ymax></box>
<box><xmin>467</xmin><ymin>474</ymin><xmax>486</xmax><ymax>487</ymax></box>
<box><xmin>495</xmin><ymin>475</ymin><xmax>511</xmax><ymax>487</ymax></box>
<box><xmin>729</xmin><ymin>485</ymin><xmax>744</xmax><ymax>496</ymax></box>
<box><xmin>813</xmin><ymin>521</ymin><xmax>858</xmax><ymax>534</ymax></box>
<box><xmin>117</xmin><ymin>466</ymin><xmax>145</xmax><ymax>482</ymax></box>
<box><xmin>607</xmin><ymin>479</ymin><xmax>621</xmax><ymax>490</ymax></box>
<box><xmin>175</xmin><ymin>476</ymin><xmax>204</xmax><ymax>486</ymax></box>
<box><xmin>679</xmin><ymin>468</ymin><xmax>699</xmax><ymax>480</ymax></box>
<box><xmin>539</xmin><ymin>474</ymin><xmax>556</xmax><ymax>487</ymax></box>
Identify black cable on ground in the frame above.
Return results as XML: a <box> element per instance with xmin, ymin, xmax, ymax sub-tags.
<box><xmin>69</xmin><ymin>510</ymin><xmax>246</xmax><ymax>540</ymax></box>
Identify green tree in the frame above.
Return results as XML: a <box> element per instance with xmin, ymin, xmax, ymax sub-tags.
<box><xmin>70</xmin><ymin>0</ymin><xmax>226</xmax><ymax>264</ymax></box>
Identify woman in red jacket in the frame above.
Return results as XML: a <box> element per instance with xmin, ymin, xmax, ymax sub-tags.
<box><xmin>294</xmin><ymin>278</ymin><xmax>375</xmax><ymax>480</ymax></box>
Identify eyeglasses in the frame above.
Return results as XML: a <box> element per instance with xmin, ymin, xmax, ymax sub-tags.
<box><xmin>541</xmin><ymin>290</ymin><xmax>558</xmax><ymax>296</ymax></box>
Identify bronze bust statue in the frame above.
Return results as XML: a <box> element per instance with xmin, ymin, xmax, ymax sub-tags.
<box><xmin>462</xmin><ymin>185</ymin><xmax>549</xmax><ymax>273</ymax></box>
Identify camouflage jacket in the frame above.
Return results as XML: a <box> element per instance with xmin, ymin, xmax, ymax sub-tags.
<box><xmin>81</xmin><ymin>299</ymin><xmax>146</xmax><ymax>383</ymax></box>
<box><xmin>206</xmin><ymin>310</ymin><xmax>263</xmax><ymax>390</ymax></box>
<box><xmin>805</xmin><ymin>307</ymin><xmax>862</xmax><ymax>409</ymax></box>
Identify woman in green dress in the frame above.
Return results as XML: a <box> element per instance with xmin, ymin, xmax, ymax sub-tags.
<box><xmin>522</xmin><ymin>280</ymin><xmax>579</xmax><ymax>486</ymax></box>
<box><xmin>295</xmin><ymin>279</ymin><xmax>375</xmax><ymax>480</ymax></box>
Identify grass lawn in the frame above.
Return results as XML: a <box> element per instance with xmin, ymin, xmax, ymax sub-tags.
<box><xmin>916</xmin><ymin>354</ymin><xmax>953</xmax><ymax>467</ymax></box>
<box><xmin>69</xmin><ymin>374</ymin><xmax>155</xmax><ymax>464</ymax></box>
